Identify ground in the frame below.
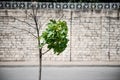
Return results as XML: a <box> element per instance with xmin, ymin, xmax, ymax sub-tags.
<box><xmin>0</xmin><ymin>66</ymin><xmax>120</xmax><ymax>80</ymax></box>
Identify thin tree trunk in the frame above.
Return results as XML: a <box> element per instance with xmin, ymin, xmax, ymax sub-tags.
<box><xmin>38</xmin><ymin>43</ymin><xmax>42</xmax><ymax>80</ymax></box>
<box><xmin>33</xmin><ymin>13</ymin><xmax>42</xmax><ymax>80</ymax></box>
<box><xmin>36</xmin><ymin>23</ymin><xmax>42</xmax><ymax>80</ymax></box>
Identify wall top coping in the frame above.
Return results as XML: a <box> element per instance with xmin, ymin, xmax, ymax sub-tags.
<box><xmin>0</xmin><ymin>2</ymin><xmax>120</xmax><ymax>10</ymax></box>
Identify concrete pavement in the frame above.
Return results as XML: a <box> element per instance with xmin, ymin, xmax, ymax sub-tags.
<box><xmin>0</xmin><ymin>67</ymin><xmax>120</xmax><ymax>80</ymax></box>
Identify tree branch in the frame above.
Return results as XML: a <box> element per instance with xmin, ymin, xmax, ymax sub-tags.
<box><xmin>38</xmin><ymin>17</ymin><xmax>50</xmax><ymax>30</ymax></box>
<box><xmin>42</xmin><ymin>49</ymin><xmax>51</xmax><ymax>55</ymax></box>
<box><xmin>38</xmin><ymin>14</ymin><xmax>64</xmax><ymax>30</ymax></box>
<box><xmin>11</xmin><ymin>16</ymin><xmax>36</xmax><ymax>30</ymax></box>
<box><xmin>58</xmin><ymin>14</ymin><xmax>64</xmax><ymax>20</ymax></box>
<box><xmin>11</xmin><ymin>26</ymin><xmax>37</xmax><ymax>38</ymax></box>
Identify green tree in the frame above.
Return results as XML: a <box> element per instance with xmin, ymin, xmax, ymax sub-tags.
<box><xmin>39</xmin><ymin>20</ymin><xmax>68</xmax><ymax>55</ymax></box>
<box><xmin>11</xmin><ymin>2</ymin><xmax>68</xmax><ymax>80</ymax></box>
<box><xmin>37</xmin><ymin>19</ymin><xmax>68</xmax><ymax>80</ymax></box>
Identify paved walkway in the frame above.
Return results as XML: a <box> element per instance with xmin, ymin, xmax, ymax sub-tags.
<box><xmin>0</xmin><ymin>67</ymin><xmax>120</xmax><ymax>80</ymax></box>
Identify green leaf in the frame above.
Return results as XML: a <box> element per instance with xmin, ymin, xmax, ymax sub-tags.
<box><xmin>40</xmin><ymin>19</ymin><xmax>69</xmax><ymax>55</ymax></box>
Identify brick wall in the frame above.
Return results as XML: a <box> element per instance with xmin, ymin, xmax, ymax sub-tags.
<box><xmin>0</xmin><ymin>9</ymin><xmax>120</xmax><ymax>65</ymax></box>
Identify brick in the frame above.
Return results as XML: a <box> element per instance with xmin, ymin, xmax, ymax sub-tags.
<box><xmin>0</xmin><ymin>9</ymin><xmax>120</xmax><ymax>65</ymax></box>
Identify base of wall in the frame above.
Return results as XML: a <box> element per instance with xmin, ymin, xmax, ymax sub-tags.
<box><xmin>0</xmin><ymin>61</ymin><xmax>120</xmax><ymax>67</ymax></box>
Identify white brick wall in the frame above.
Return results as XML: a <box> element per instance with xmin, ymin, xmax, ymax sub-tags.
<box><xmin>0</xmin><ymin>9</ymin><xmax>120</xmax><ymax>65</ymax></box>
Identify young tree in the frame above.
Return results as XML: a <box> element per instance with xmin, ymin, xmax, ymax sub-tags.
<box><xmin>11</xmin><ymin>2</ymin><xmax>68</xmax><ymax>80</ymax></box>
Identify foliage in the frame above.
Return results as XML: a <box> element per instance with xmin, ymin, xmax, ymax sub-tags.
<box><xmin>39</xmin><ymin>19</ymin><xmax>68</xmax><ymax>55</ymax></box>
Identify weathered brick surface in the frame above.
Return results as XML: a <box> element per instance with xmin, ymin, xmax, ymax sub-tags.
<box><xmin>0</xmin><ymin>9</ymin><xmax>120</xmax><ymax>65</ymax></box>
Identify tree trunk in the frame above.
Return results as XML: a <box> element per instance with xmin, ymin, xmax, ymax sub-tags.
<box><xmin>38</xmin><ymin>47</ymin><xmax>42</xmax><ymax>80</ymax></box>
<box><xmin>33</xmin><ymin>14</ymin><xmax>42</xmax><ymax>80</ymax></box>
<box><xmin>37</xmin><ymin>29</ymin><xmax>42</xmax><ymax>80</ymax></box>
<box><xmin>36</xmin><ymin>20</ymin><xmax>42</xmax><ymax>80</ymax></box>
<box><xmin>34</xmin><ymin>15</ymin><xmax>42</xmax><ymax>80</ymax></box>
